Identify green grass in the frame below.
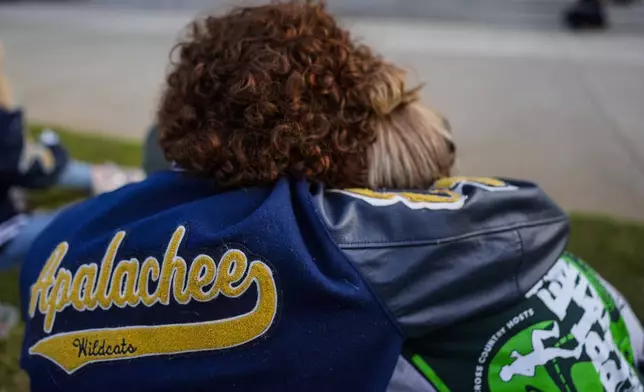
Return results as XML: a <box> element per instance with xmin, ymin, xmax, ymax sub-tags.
<box><xmin>0</xmin><ymin>124</ymin><xmax>643</xmax><ymax>391</ymax></box>
<box><xmin>568</xmin><ymin>214</ymin><xmax>644</xmax><ymax>321</ymax></box>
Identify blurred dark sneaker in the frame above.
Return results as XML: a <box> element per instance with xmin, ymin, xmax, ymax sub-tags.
<box><xmin>563</xmin><ymin>0</ymin><xmax>608</xmax><ymax>30</ymax></box>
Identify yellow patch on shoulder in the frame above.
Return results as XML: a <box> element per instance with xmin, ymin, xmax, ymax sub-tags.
<box><xmin>433</xmin><ymin>177</ymin><xmax>517</xmax><ymax>192</ymax></box>
<box><xmin>330</xmin><ymin>177</ymin><xmax>517</xmax><ymax>211</ymax></box>
<box><xmin>331</xmin><ymin>188</ymin><xmax>466</xmax><ymax>210</ymax></box>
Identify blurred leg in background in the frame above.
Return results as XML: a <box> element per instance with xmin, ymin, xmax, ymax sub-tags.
<box><xmin>56</xmin><ymin>160</ymin><xmax>94</xmax><ymax>191</ymax></box>
<box><xmin>0</xmin><ymin>213</ymin><xmax>57</xmax><ymax>270</ymax></box>
<box><xmin>563</xmin><ymin>0</ymin><xmax>607</xmax><ymax>30</ymax></box>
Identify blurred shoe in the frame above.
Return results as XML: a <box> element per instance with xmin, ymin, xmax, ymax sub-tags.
<box><xmin>563</xmin><ymin>0</ymin><xmax>608</xmax><ymax>30</ymax></box>
<box><xmin>91</xmin><ymin>163</ymin><xmax>145</xmax><ymax>195</ymax></box>
<box><xmin>0</xmin><ymin>302</ymin><xmax>18</xmax><ymax>341</ymax></box>
<box><xmin>39</xmin><ymin>128</ymin><xmax>61</xmax><ymax>146</ymax></box>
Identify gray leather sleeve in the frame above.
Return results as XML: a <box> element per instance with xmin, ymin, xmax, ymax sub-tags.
<box><xmin>311</xmin><ymin>178</ymin><xmax>570</xmax><ymax>338</ymax></box>
<box><xmin>343</xmin><ymin>231</ymin><xmax>521</xmax><ymax>337</ymax></box>
<box><xmin>516</xmin><ymin>222</ymin><xmax>571</xmax><ymax>294</ymax></box>
<box><xmin>342</xmin><ymin>220</ymin><xmax>568</xmax><ymax>337</ymax></box>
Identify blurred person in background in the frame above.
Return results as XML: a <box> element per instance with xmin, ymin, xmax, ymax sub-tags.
<box><xmin>0</xmin><ymin>42</ymin><xmax>144</xmax><ymax>270</ymax></box>
<box><xmin>564</xmin><ymin>0</ymin><xmax>640</xmax><ymax>30</ymax></box>
<box><xmin>18</xmin><ymin>2</ymin><xmax>643</xmax><ymax>391</ymax></box>
<box><xmin>142</xmin><ymin>124</ymin><xmax>171</xmax><ymax>175</ymax></box>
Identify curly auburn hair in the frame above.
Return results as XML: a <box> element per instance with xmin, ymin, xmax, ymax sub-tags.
<box><xmin>158</xmin><ymin>1</ymin><xmax>422</xmax><ymax>189</ymax></box>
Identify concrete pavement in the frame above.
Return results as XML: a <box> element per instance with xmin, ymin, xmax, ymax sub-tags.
<box><xmin>86</xmin><ymin>0</ymin><xmax>644</xmax><ymax>34</ymax></box>
<box><xmin>1</xmin><ymin>4</ymin><xmax>643</xmax><ymax>219</ymax></box>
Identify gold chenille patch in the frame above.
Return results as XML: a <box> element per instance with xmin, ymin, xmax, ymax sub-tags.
<box><xmin>331</xmin><ymin>188</ymin><xmax>466</xmax><ymax>210</ymax></box>
<box><xmin>330</xmin><ymin>177</ymin><xmax>517</xmax><ymax>211</ymax></box>
<box><xmin>433</xmin><ymin>177</ymin><xmax>517</xmax><ymax>192</ymax></box>
<box><xmin>27</xmin><ymin>226</ymin><xmax>278</xmax><ymax>374</ymax></box>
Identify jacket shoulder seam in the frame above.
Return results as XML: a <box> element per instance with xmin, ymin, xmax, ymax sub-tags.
<box><xmin>337</xmin><ymin>215</ymin><xmax>568</xmax><ymax>250</ymax></box>
<box><xmin>308</xmin><ymin>191</ymin><xmax>407</xmax><ymax>338</ymax></box>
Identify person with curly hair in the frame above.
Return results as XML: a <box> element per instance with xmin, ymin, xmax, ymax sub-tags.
<box><xmin>19</xmin><ymin>2</ymin><xmax>643</xmax><ymax>392</ymax></box>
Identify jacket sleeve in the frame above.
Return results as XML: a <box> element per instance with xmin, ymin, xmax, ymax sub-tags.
<box><xmin>0</xmin><ymin>108</ymin><xmax>69</xmax><ymax>189</ymax></box>
<box><xmin>313</xmin><ymin>177</ymin><xmax>569</xmax><ymax>337</ymax></box>
<box><xmin>313</xmin><ymin>178</ymin><xmax>644</xmax><ymax>391</ymax></box>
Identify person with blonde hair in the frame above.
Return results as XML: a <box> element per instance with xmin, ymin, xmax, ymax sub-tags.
<box><xmin>19</xmin><ymin>2</ymin><xmax>642</xmax><ymax>392</ymax></box>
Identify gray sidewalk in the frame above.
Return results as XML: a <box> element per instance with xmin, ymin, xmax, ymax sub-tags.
<box><xmin>85</xmin><ymin>0</ymin><xmax>644</xmax><ymax>33</ymax></box>
<box><xmin>1</xmin><ymin>4</ymin><xmax>643</xmax><ymax>219</ymax></box>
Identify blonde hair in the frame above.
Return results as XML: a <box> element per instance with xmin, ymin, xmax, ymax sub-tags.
<box><xmin>366</xmin><ymin>63</ymin><xmax>455</xmax><ymax>189</ymax></box>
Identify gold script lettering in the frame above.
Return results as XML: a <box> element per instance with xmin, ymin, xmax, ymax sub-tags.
<box><xmin>27</xmin><ymin>226</ymin><xmax>278</xmax><ymax>373</ymax></box>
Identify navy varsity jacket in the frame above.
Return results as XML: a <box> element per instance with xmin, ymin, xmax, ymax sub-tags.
<box><xmin>0</xmin><ymin>108</ymin><xmax>68</xmax><ymax>250</ymax></box>
<box><xmin>20</xmin><ymin>171</ymin><xmax>644</xmax><ymax>391</ymax></box>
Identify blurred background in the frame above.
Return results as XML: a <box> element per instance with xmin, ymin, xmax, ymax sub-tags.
<box><xmin>2</xmin><ymin>0</ymin><xmax>643</xmax><ymax>219</ymax></box>
<box><xmin>1</xmin><ymin>1</ymin><xmax>643</xmax><ymax>390</ymax></box>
